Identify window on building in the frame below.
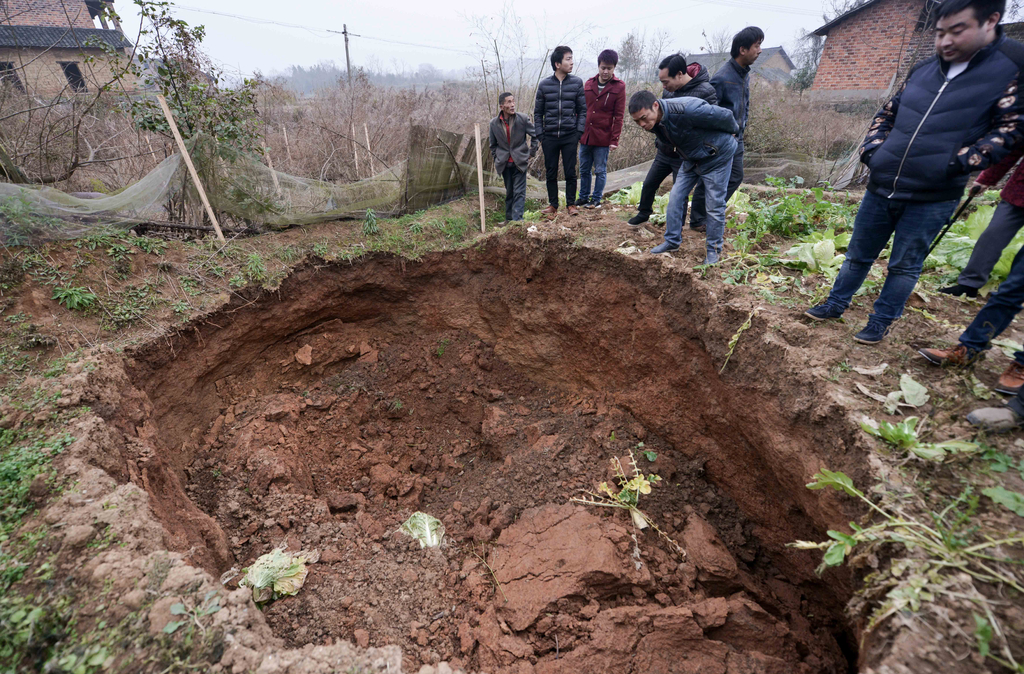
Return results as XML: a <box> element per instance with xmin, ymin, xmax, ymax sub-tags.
<box><xmin>0</xmin><ymin>62</ymin><xmax>25</xmax><ymax>92</ymax></box>
<box><xmin>58</xmin><ymin>62</ymin><xmax>87</xmax><ymax>92</ymax></box>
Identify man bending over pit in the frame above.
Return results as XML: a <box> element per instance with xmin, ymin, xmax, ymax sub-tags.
<box><xmin>489</xmin><ymin>92</ymin><xmax>539</xmax><ymax>222</ymax></box>
<box><xmin>629</xmin><ymin>90</ymin><xmax>737</xmax><ymax>264</ymax></box>
<box><xmin>804</xmin><ymin>0</ymin><xmax>1024</xmax><ymax>345</ymax></box>
<box><xmin>628</xmin><ymin>53</ymin><xmax>718</xmax><ymax>228</ymax></box>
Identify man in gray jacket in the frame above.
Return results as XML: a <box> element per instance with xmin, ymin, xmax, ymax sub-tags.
<box><xmin>489</xmin><ymin>92</ymin><xmax>539</xmax><ymax>222</ymax></box>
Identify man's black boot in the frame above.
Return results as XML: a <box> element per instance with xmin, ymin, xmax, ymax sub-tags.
<box><xmin>628</xmin><ymin>213</ymin><xmax>649</xmax><ymax>227</ymax></box>
<box><xmin>938</xmin><ymin>284</ymin><xmax>979</xmax><ymax>298</ymax></box>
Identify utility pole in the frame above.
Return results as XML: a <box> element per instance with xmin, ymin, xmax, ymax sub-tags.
<box><xmin>343</xmin><ymin>24</ymin><xmax>352</xmax><ymax>84</ymax></box>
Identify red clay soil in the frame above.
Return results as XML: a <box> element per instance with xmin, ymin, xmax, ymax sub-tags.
<box><xmin>104</xmin><ymin>233</ymin><xmax>870</xmax><ymax>672</ymax></box>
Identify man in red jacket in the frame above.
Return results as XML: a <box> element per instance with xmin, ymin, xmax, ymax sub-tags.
<box><xmin>576</xmin><ymin>49</ymin><xmax>626</xmax><ymax>209</ymax></box>
<box><xmin>939</xmin><ymin>147</ymin><xmax>1024</xmax><ymax>299</ymax></box>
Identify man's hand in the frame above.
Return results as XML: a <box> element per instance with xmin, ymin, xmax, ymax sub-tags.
<box><xmin>969</xmin><ymin>181</ymin><xmax>988</xmax><ymax>197</ymax></box>
<box><xmin>609</xmin><ymin>144</ymin><xmax>618</xmax><ymax>150</ymax></box>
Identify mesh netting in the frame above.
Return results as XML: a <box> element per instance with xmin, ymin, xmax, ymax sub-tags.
<box><xmin>0</xmin><ymin>124</ymin><xmax>660</xmax><ymax>246</ymax></box>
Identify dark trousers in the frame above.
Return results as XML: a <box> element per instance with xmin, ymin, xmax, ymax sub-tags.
<box><xmin>960</xmin><ymin>242</ymin><xmax>1024</xmax><ymax>367</ymax></box>
<box><xmin>542</xmin><ymin>134</ymin><xmax>578</xmax><ymax>207</ymax></box>
<box><xmin>690</xmin><ymin>141</ymin><xmax>744</xmax><ymax>228</ymax></box>
<box><xmin>501</xmin><ymin>162</ymin><xmax>527</xmax><ymax>221</ymax></box>
<box><xmin>637</xmin><ymin>150</ymin><xmax>684</xmax><ymax>217</ymax></box>
<box><xmin>957</xmin><ymin>200</ymin><xmax>1024</xmax><ymax>289</ymax></box>
<box><xmin>824</xmin><ymin>191</ymin><xmax>958</xmax><ymax>325</ymax></box>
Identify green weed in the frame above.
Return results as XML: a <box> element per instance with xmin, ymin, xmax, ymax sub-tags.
<box><xmin>52</xmin><ymin>287</ymin><xmax>96</xmax><ymax>311</ymax></box>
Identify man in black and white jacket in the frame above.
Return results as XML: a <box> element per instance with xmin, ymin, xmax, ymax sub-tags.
<box><xmin>805</xmin><ymin>0</ymin><xmax>1024</xmax><ymax>345</ymax></box>
<box><xmin>534</xmin><ymin>45</ymin><xmax>586</xmax><ymax>216</ymax></box>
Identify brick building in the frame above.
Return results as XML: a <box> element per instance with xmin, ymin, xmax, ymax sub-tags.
<box><xmin>811</xmin><ymin>0</ymin><xmax>1024</xmax><ymax>101</ymax></box>
<box><xmin>0</xmin><ymin>0</ymin><xmax>132</xmax><ymax>94</ymax></box>
<box><xmin>810</xmin><ymin>0</ymin><xmax>939</xmax><ymax>100</ymax></box>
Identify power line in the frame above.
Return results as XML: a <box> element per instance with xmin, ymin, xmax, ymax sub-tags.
<box><xmin>172</xmin><ymin>5</ymin><xmax>477</xmax><ymax>55</ymax></box>
<box><xmin>596</xmin><ymin>0</ymin><xmax>820</xmax><ymax>30</ymax></box>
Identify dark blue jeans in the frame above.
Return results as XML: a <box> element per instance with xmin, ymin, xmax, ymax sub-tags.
<box><xmin>664</xmin><ymin>142</ymin><xmax>735</xmax><ymax>261</ymax></box>
<box><xmin>960</xmin><ymin>243</ymin><xmax>1024</xmax><ymax>366</ymax></box>
<box><xmin>823</xmin><ymin>191</ymin><xmax>958</xmax><ymax>325</ymax></box>
<box><xmin>690</xmin><ymin>140</ymin><xmax>744</xmax><ymax>228</ymax></box>
<box><xmin>578</xmin><ymin>144</ymin><xmax>610</xmax><ymax>205</ymax></box>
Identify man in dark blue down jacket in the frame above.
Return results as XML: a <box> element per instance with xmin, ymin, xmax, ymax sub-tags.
<box><xmin>689</xmin><ymin>26</ymin><xmax>763</xmax><ymax>233</ymax></box>
<box><xmin>534</xmin><ymin>45</ymin><xmax>586</xmax><ymax>217</ymax></box>
<box><xmin>628</xmin><ymin>53</ymin><xmax>718</xmax><ymax>227</ymax></box>
<box><xmin>805</xmin><ymin>0</ymin><xmax>1024</xmax><ymax>345</ymax></box>
<box><xmin>629</xmin><ymin>90</ymin><xmax>738</xmax><ymax>264</ymax></box>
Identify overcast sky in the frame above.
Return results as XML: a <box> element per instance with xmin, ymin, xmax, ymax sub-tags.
<box><xmin>115</xmin><ymin>0</ymin><xmax>831</xmax><ymax>79</ymax></box>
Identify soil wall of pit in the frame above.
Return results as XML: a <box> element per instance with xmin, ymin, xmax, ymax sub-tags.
<box><xmin>114</xmin><ymin>234</ymin><xmax>869</xmax><ymax>670</ymax></box>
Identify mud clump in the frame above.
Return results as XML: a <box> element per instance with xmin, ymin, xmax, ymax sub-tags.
<box><xmin>111</xmin><ymin>236</ymin><xmax>865</xmax><ymax>672</ymax></box>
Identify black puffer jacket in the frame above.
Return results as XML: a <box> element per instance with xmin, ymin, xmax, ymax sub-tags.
<box><xmin>533</xmin><ymin>74</ymin><xmax>586</xmax><ymax>140</ymax></box>
<box><xmin>861</xmin><ymin>31</ymin><xmax>1024</xmax><ymax>202</ymax></box>
<box><xmin>657</xmin><ymin>62</ymin><xmax>717</xmax><ymax>156</ymax></box>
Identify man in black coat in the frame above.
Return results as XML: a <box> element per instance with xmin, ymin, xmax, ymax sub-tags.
<box><xmin>489</xmin><ymin>92</ymin><xmax>539</xmax><ymax>222</ymax></box>
<box><xmin>805</xmin><ymin>0</ymin><xmax>1024</xmax><ymax>345</ymax></box>
<box><xmin>628</xmin><ymin>53</ymin><xmax>717</xmax><ymax>227</ymax></box>
<box><xmin>689</xmin><ymin>26</ymin><xmax>763</xmax><ymax>233</ymax></box>
<box><xmin>534</xmin><ymin>45</ymin><xmax>586</xmax><ymax>216</ymax></box>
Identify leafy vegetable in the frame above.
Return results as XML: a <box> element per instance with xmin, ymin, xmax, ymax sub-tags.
<box><xmin>982</xmin><ymin>486</ymin><xmax>1024</xmax><ymax>516</ymax></box>
<box><xmin>400</xmin><ymin>512</ymin><xmax>445</xmax><ymax>548</ymax></box>
<box><xmin>239</xmin><ymin>547</ymin><xmax>316</xmax><ymax>604</ymax></box>
<box><xmin>899</xmin><ymin>374</ymin><xmax>929</xmax><ymax>407</ymax></box>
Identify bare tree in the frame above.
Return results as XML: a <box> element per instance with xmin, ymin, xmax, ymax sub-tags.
<box><xmin>700</xmin><ymin>27</ymin><xmax>733</xmax><ymax>56</ymax></box>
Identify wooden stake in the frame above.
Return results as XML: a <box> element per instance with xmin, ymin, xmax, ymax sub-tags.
<box><xmin>363</xmin><ymin>123</ymin><xmax>374</xmax><ymax>175</ymax></box>
<box><xmin>475</xmin><ymin>123</ymin><xmax>486</xmax><ymax>233</ymax></box>
<box><xmin>156</xmin><ymin>95</ymin><xmax>225</xmax><ymax>242</ymax></box>
<box><xmin>351</xmin><ymin>122</ymin><xmax>360</xmax><ymax>176</ymax></box>
<box><xmin>265</xmin><ymin>148</ymin><xmax>282</xmax><ymax>195</ymax></box>
<box><xmin>281</xmin><ymin>125</ymin><xmax>292</xmax><ymax>166</ymax></box>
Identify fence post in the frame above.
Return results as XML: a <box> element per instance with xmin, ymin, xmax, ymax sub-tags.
<box><xmin>475</xmin><ymin>123</ymin><xmax>486</xmax><ymax>233</ymax></box>
<box><xmin>156</xmin><ymin>95</ymin><xmax>225</xmax><ymax>243</ymax></box>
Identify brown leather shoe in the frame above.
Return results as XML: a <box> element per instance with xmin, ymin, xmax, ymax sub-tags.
<box><xmin>918</xmin><ymin>344</ymin><xmax>978</xmax><ymax>366</ymax></box>
<box><xmin>540</xmin><ymin>205</ymin><xmax>557</xmax><ymax>218</ymax></box>
<box><xmin>567</xmin><ymin>205</ymin><xmax>579</xmax><ymax>216</ymax></box>
<box><xmin>996</xmin><ymin>361</ymin><xmax>1024</xmax><ymax>395</ymax></box>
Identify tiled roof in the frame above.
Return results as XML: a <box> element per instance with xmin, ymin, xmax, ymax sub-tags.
<box><xmin>685</xmin><ymin>47</ymin><xmax>795</xmax><ymax>82</ymax></box>
<box><xmin>0</xmin><ymin>25</ymin><xmax>132</xmax><ymax>49</ymax></box>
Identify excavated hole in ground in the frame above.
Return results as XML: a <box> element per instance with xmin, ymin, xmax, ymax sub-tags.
<box><xmin>121</xmin><ymin>235</ymin><xmax>866</xmax><ymax>674</ymax></box>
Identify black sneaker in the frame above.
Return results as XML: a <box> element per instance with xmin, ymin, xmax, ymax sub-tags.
<box><xmin>853</xmin><ymin>321</ymin><xmax>891</xmax><ymax>345</ymax></box>
<box><xmin>628</xmin><ymin>213</ymin><xmax>650</xmax><ymax>227</ymax></box>
<box><xmin>690</xmin><ymin>223</ymin><xmax>706</xmax><ymax>233</ymax></box>
<box><xmin>804</xmin><ymin>304</ymin><xmax>844</xmax><ymax>321</ymax></box>
<box><xmin>938</xmin><ymin>283</ymin><xmax>979</xmax><ymax>298</ymax></box>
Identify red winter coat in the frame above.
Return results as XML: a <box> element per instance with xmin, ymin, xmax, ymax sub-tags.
<box><xmin>579</xmin><ymin>74</ymin><xmax>626</xmax><ymax>147</ymax></box>
<box><xmin>977</xmin><ymin>146</ymin><xmax>1024</xmax><ymax>209</ymax></box>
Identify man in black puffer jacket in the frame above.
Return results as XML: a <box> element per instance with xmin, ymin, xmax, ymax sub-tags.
<box><xmin>628</xmin><ymin>54</ymin><xmax>717</xmax><ymax>226</ymax></box>
<box><xmin>534</xmin><ymin>45</ymin><xmax>586</xmax><ymax>216</ymax></box>
<box><xmin>806</xmin><ymin>0</ymin><xmax>1024</xmax><ymax>345</ymax></box>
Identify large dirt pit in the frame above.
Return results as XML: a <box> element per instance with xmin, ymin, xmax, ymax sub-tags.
<box><xmin>115</xmin><ymin>235</ymin><xmax>869</xmax><ymax>673</ymax></box>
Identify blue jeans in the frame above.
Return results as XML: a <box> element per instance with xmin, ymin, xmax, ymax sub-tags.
<box><xmin>823</xmin><ymin>191</ymin><xmax>958</xmax><ymax>325</ymax></box>
<box><xmin>664</xmin><ymin>145</ymin><xmax>735</xmax><ymax>261</ymax></box>
<box><xmin>960</xmin><ymin>243</ymin><xmax>1024</xmax><ymax>366</ymax></box>
<box><xmin>690</xmin><ymin>140</ymin><xmax>744</xmax><ymax>228</ymax></box>
<box><xmin>578</xmin><ymin>144</ymin><xmax>610</xmax><ymax>205</ymax></box>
